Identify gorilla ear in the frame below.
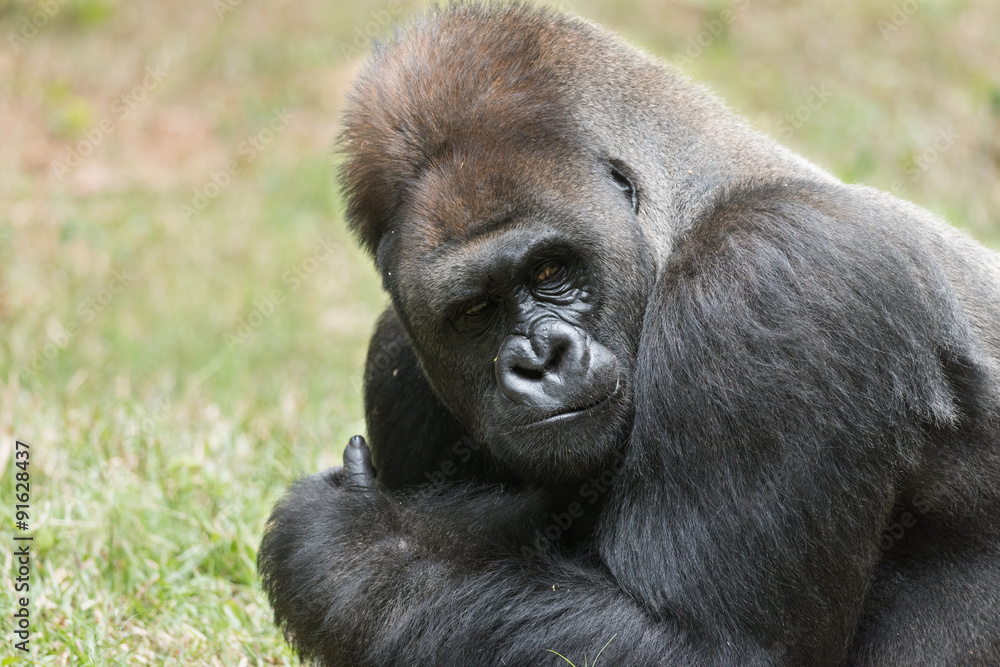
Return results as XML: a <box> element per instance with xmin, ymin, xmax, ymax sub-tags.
<box><xmin>609</xmin><ymin>160</ymin><xmax>639</xmax><ymax>214</ymax></box>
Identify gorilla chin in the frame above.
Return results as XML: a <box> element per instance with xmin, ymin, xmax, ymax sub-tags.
<box><xmin>487</xmin><ymin>377</ymin><xmax>629</xmax><ymax>483</ymax></box>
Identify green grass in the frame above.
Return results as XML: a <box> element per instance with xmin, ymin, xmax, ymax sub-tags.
<box><xmin>1</xmin><ymin>0</ymin><xmax>998</xmax><ymax>663</ymax></box>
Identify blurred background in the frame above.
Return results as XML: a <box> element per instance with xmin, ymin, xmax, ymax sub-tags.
<box><xmin>1</xmin><ymin>0</ymin><xmax>997</xmax><ymax>662</ymax></box>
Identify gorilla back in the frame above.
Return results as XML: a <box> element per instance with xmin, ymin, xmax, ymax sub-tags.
<box><xmin>259</xmin><ymin>4</ymin><xmax>1000</xmax><ymax>665</ymax></box>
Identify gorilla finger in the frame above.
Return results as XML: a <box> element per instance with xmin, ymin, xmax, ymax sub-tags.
<box><xmin>342</xmin><ymin>435</ymin><xmax>376</xmax><ymax>491</ymax></box>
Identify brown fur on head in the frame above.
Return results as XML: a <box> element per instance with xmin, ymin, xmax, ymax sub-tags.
<box><xmin>338</xmin><ymin>2</ymin><xmax>825</xmax><ymax>280</ymax></box>
<box><xmin>338</xmin><ymin>3</ymin><xmax>594</xmax><ymax>264</ymax></box>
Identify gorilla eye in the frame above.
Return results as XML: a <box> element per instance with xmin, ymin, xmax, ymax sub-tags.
<box><xmin>454</xmin><ymin>297</ymin><xmax>497</xmax><ymax>335</ymax></box>
<box><xmin>536</xmin><ymin>263</ymin><xmax>561</xmax><ymax>283</ymax></box>
<box><xmin>609</xmin><ymin>163</ymin><xmax>639</xmax><ymax>213</ymax></box>
<box><xmin>465</xmin><ymin>299</ymin><xmax>489</xmax><ymax>317</ymax></box>
<box><xmin>532</xmin><ymin>261</ymin><xmax>573</xmax><ymax>298</ymax></box>
<box><xmin>533</xmin><ymin>262</ymin><xmax>569</xmax><ymax>290</ymax></box>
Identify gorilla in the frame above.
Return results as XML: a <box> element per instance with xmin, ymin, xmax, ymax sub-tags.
<box><xmin>258</xmin><ymin>4</ymin><xmax>1000</xmax><ymax>665</ymax></box>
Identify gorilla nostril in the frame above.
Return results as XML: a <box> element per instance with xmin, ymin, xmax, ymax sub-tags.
<box><xmin>512</xmin><ymin>365</ymin><xmax>545</xmax><ymax>381</ymax></box>
<box><xmin>544</xmin><ymin>343</ymin><xmax>567</xmax><ymax>373</ymax></box>
<box><xmin>512</xmin><ymin>341</ymin><xmax>567</xmax><ymax>381</ymax></box>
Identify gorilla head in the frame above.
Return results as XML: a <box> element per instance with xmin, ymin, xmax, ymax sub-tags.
<box><xmin>340</xmin><ymin>10</ymin><xmax>660</xmax><ymax>482</ymax></box>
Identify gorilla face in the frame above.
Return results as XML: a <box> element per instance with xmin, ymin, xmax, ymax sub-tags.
<box><xmin>381</xmin><ymin>153</ymin><xmax>655</xmax><ymax>483</ymax></box>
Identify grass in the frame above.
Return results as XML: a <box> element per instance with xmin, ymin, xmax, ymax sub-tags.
<box><xmin>1</xmin><ymin>0</ymin><xmax>997</xmax><ymax>663</ymax></box>
<box><xmin>548</xmin><ymin>634</ymin><xmax>617</xmax><ymax>666</ymax></box>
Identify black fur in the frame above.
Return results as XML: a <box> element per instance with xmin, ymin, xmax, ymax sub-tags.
<box><xmin>259</xmin><ymin>4</ymin><xmax>1000</xmax><ymax>665</ymax></box>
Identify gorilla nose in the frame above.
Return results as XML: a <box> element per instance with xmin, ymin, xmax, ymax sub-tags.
<box><xmin>496</xmin><ymin>320</ymin><xmax>614</xmax><ymax>413</ymax></box>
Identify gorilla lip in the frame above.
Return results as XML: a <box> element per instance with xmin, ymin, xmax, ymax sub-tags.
<box><xmin>524</xmin><ymin>379</ymin><xmax>621</xmax><ymax>427</ymax></box>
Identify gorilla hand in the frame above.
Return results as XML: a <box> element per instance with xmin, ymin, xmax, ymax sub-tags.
<box><xmin>259</xmin><ymin>436</ymin><xmax>681</xmax><ymax>666</ymax></box>
<box><xmin>260</xmin><ymin>435</ymin><xmax>395</xmax><ymax>664</ymax></box>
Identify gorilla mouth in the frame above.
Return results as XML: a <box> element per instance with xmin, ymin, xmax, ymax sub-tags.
<box><xmin>527</xmin><ymin>379</ymin><xmax>622</xmax><ymax>427</ymax></box>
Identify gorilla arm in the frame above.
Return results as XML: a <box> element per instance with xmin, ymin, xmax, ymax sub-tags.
<box><xmin>258</xmin><ymin>438</ymin><xmax>686</xmax><ymax>667</ymax></box>
<box><xmin>601</xmin><ymin>181</ymin><xmax>1000</xmax><ymax>664</ymax></box>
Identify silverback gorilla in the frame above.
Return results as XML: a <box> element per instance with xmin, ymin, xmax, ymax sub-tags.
<box><xmin>258</xmin><ymin>4</ymin><xmax>1000</xmax><ymax>665</ymax></box>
